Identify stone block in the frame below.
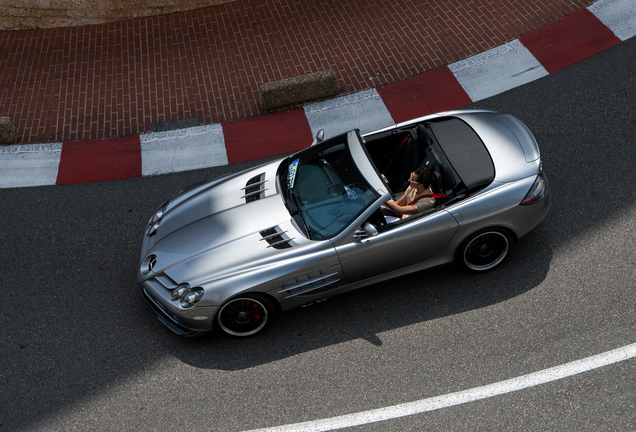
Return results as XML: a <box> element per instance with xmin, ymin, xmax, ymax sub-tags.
<box><xmin>258</xmin><ymin>69</ymin><xmax>340</xmax><ymax>111</ymax></box>
<box><xmin>0</xmin><ymin>117</ymin><xmax>17</xmax><ymax>145</ymax></box>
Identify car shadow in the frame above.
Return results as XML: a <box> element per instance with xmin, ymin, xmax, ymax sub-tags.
<box><xmin>165</xmin><ymin>224</ymin><xmax>552</xmax><ymax>370</ymax></box>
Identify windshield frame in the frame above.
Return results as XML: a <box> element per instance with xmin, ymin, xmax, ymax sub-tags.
<box><xmin>278</xmin><ymin>131</ymin><xmax>387</xmax><ymax>241</ymax></box>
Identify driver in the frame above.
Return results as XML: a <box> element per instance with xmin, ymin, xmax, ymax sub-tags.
<box><xmin>383</xmin><ymin>167</ymin><xmax>435</xmax><ymax>220</ymax></box>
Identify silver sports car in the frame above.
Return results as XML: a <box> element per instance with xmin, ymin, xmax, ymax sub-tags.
<box><xmin>138</xmin><ymin>109</ymin><xmax>550</xmax><ymax>337</ymax></box>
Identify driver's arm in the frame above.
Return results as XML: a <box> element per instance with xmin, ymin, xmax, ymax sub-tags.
<box><xmin>384</xmin><ymin>200</ymin><xmax>419</xmax><ymax>216</ymax></box>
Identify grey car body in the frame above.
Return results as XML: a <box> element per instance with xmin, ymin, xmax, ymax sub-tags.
<box><xmin>138</xmin><ymin>109</ymin><xmax>550</xmax><ymax>337</ymax></box>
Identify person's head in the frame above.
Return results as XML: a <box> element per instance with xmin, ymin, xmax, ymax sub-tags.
<box><xmin>409</xmin><ymin>167</ymin><xmax>432</xmax><ymax>190</ymax></box>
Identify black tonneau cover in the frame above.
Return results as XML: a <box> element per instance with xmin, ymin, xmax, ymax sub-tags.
<box><xmin>429</xmin><ymin>118</ymin><xmax>494</xmax><ymax>190</ymax></box>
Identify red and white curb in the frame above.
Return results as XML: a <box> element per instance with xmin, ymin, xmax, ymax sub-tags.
<box><xmin>1</xmin><ymin>0</ymin><xmax>633</xmax><ymax>189</ymax></box>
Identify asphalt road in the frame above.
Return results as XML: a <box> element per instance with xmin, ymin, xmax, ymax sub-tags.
<box><xmin>1</xmin><ymin>38</ymin><xmax>635</xmax><ymax>432</ymax></box>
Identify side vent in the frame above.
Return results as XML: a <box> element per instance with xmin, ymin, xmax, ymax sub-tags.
<box><xmin>242</xmin><ymin>174</ymin><xmax>268</xmax><ymax>203</ymax></box>
<box><xmin>278</xmin><ymin>271</ymin><xmax>341</xmax><ymax>298</ymax></box>
<box><xmin>260</xmin><ymin>226</ymin><xmax>293</xmax><ymax>249</ymax></box>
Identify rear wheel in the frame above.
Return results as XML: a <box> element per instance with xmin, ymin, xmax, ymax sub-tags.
<box><xmin>458</xmin><ymin>228</ymin><xmax>511</xmax><ymax>271</ymax></box>
<box><xmin>216</xmin><ymin>294</ymin><xmax>275</xmax><ymax>337</ymax></box>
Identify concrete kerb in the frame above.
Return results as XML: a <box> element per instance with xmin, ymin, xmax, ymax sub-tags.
<box><xmin>0</xmin><ymin>0</ymin><xmax>634</xmax><ymax>189</ymax></box>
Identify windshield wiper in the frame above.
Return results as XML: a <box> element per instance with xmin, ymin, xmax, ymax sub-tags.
<box><xmin>284</xmin><ymin>178</ymin><xmax>311</xmax><ymax>237</ymax></box>
<box><xmin>293</xmin><ymin>203</ymin><xmax>311</xmax><ymax>239</ymax></box>
<box><xmin>285</xmin><ymin>188</ymin><xmax>299</xmax><ymax>215</ymax></box>
<box><xmin>285</xmin><ymin>188</ymin><xmax>311</xmax><ymax>238</ymax></box>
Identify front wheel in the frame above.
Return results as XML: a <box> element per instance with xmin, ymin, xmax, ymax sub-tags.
<box><xmin>458</xmin><ymin>229</ymin><xmax>511</xmax><ymax>271</ymax></box>
<box><xmin>216</xmin><ymin>294</ymin><xmax>275</xmax><ymax>337</ymax></box>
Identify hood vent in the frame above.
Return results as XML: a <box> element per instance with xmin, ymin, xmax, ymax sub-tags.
<box><xmin>242</xmin><ymin>174</ymin><xmax>268</xmax><ymax>203</ymax></box>
<box><xmin>260</xmin><ymin>226</ymin><xmax>293</xmax><ymax>249</ymax></box>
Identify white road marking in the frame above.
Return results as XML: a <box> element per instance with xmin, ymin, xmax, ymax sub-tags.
<box><xmin>140</xmin><ymin>124</ymin><xmax>228</xmax><ymax>176</ymax></box>
<box><xmin>245</xmin><ymin>343</ymin><xmax>636</xmax><ymax>432</ymax></box>
<box><xmin>449</xmin><ymin>39</ymin><xmax>548</xmax><ymax>102</ymax></box>
<box><xmin>589</xmin><ymin>0</ymin><xmax>636</xmax><ymax>41</ymax></box>
<box><xmin>304</xmin><ymin>89</ymin><xmax>395</xmax><ymax>140</ymax></box>
<box><xmin>0</xmin><ymin>142</ymin><xmax>62</xmax><ymax>188</ymax></box>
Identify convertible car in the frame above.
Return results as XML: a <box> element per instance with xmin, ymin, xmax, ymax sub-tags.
<box><xmin>138</xmin><ymin>109</ymin><xmax>550</xmax><ymax>337</ymax></box>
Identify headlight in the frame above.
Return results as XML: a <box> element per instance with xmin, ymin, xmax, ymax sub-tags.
<box><xmin>169</xmin><ymin>284</ymin><xmax>204</xmax><ymax>308</ymax></box>
<box><xmin>520</xmin><ymin>172</ymin><xmax>547</xmax><ymax>206</ymax></box>
<box><xmin>171</xmin><ymin>283</ymin><xmax>190</xmax><ymax>301</ymax></box>
<box><xmin>151</xmin><ymin>201</ymin><xmax>168</xmax><ymax>224</ymax></box>
<box><xmin>147</xmin><ymin>202</ymin><xmax>168</xmax><ymax>236</ymax></box>
<box><xmin>147</xmin><ymin>219</ymin><xmax>162</xmax><ymax>236</ymax></box>
<box><xmin>180</xmin><ymin>288</ymin><xmax>204</xmax><ymax>308</ymax></box>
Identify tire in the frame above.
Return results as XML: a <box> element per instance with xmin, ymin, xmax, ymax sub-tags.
<box><xmin>216</xmin><ymin>294</ymin><xmax>275</xmax><ymax>337</ymax></box>
<box><xmin>458</xmin><ymin>228</ymin><xmax>511</xmax><ymax>272</ymax></box>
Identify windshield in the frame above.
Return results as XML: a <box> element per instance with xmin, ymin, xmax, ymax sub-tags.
<box><xmin>280</xmin><ymin>135</ymin><xmax>380</xmax><ymax>240</ymax></box>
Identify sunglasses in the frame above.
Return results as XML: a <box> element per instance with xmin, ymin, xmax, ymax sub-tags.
<box><xmin>408</xmin><ymin>175</ymin><xmax>421</xmax><ymax>185</ymax></box>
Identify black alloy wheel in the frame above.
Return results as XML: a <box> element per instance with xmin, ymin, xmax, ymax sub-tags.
<box><xmin>217</xmin><ymin>294</ymin><xmax>274</xmax><ymax>337</ymax></box>
<box><xmin>460</xmin><ymin>229</ymin><xmax>511</xmax><ymax>271</ymax></box>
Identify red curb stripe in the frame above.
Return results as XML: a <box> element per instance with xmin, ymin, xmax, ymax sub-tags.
<box><xmin>56</xmin><ymin>135</ymin><xmax>142</xmax><ymax>185</ymax></box>
<box><xmin>377</xmin><ymin>67</ymin><xmax>472</xmax><ymax>124</ymax></box>
<box><xmin>520</xmin><ymin>9</ymin><xmax>621</xmax><ymax>74</ymax></box>
<box><xmin>222</xmin><ymin>108</ymin><xmax>314</xmax><ymax>165</ymax></box>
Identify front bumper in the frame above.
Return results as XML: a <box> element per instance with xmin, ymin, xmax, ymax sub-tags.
<box><xmin>141</xmin><ymin>281</ymin><xmax>218</xmax><ymax>336</ymax></box>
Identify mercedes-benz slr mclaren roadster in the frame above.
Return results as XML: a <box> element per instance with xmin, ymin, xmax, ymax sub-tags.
<box><xmin>138</xmin><ymin>109</ymin><xmax>550</xmax><ymax>337</ymax></box>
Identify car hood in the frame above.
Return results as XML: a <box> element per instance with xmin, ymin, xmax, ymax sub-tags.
<box><xmin>141</xmin><ymin>160</ymin><xmax>311</xmax><ymax>285</ymax></box>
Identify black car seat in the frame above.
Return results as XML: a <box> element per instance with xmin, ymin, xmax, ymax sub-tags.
<box><xmin>417</xmin><ymin>124</ymin><xmax>437</xmax><ymax>170</ymax></box>
<box><xmin>400</xmin><ymin>129</ymin><xmax>421</xmax><ymax>177</ymax></box>
<box><xmin>437</xmin><ymin>164</ymin><xmax>457</xmax><ymax>199</ymax></box>
<box><xmin>385</xmin><ymin>129</ymin><xmax>421</xmax><ymax>192</ymax></box>
<box><xmin>417</xmin><ymin>123</ymin><xmax>434</xmax><ymax>146</ymax></box>
<box><xmin>431</xmin><ymin>169</ymin><xmax>445</xmax><ymax>205</ymax></box>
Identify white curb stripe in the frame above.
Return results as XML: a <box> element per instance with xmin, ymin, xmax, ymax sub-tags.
<box><xmin>1</xmin><ymin>0</ymin><xmax>633</xmax><ymax>189</ymax></box>
<box><xmin>304</xmin><ymin>89</ymin><xmax>395</xmax><ymax>140</ymax></box>
<box><xmin>0</xmin><ymin>143</ymin><xmax>62</xmax><ymax>188</ymax></box>
<box><xmin>449</xmin><ymin>39</ymin><xmax>549</xmax><ymax>102</ymax></box>
<box><xmin>588</xmin><ymin>0</ymin><xmax>636</xmax><ymax>41</ymax></box>
<box><xmin>244</xmin><ymin>343</ymin><xmax>636</xmax><ymax>432</ymax></box>
<box><xmin>140</xmin><ymin>124</ymin><xmax>228</xmax><ymax>176</ymax></box>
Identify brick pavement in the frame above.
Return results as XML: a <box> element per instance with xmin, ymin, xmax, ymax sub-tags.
<box><xmin>1</xmin><ymin>0</ymin><xmax>594</xmax><ymax>145</ymax></box>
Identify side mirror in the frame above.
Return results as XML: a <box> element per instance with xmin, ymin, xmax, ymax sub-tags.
<box><xmin>316</xmin><ymin>129</ymin><xmax>324</xmax><ymax>143</ymax></box>
<box><xmin>311</xmin><ymin>129</ymin><xmax>325</xmax><ymax>146</ymax></box>
<box><xmin>354</xmin><ymin>222</ymin><xmax>378</xmax><ymax>239</ymax></box>
<box><xmin>363</xmin><ymin>222</ymin><xmax>378</xmax><ymax>237</ymax></box>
